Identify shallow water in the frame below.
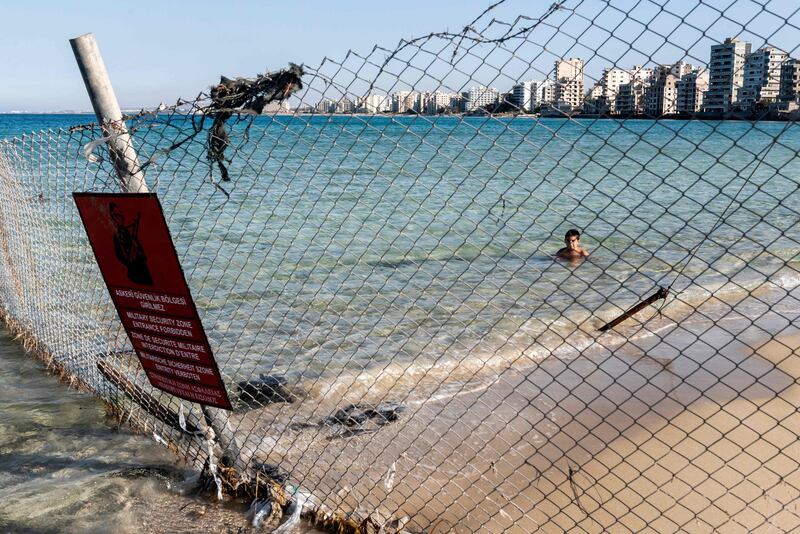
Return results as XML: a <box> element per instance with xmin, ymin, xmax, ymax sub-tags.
<box><xmin>0</xmin><ymin>329</ymin><xmax>322</xmax><ymax>533</ymax></box>
<box><xmin>149</xmin><ymin>116</ymin><xmax>800</xmax><ymax>388</ymax></box>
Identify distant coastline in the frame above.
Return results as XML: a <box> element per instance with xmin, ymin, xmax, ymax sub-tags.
<box><xmin>4</xmin><ymin>110</ymin><xmax>800</xmax><ymax>122</ymax></box>
<box><xmin>277</xmin><ymin>110</ymin><xmax>800</xmax><ymax>121</ymax></box>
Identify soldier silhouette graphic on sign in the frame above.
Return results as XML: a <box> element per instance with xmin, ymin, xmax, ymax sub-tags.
<box><xmin>109</xmin><ymin>202</ymin><xmax>154</xmax><ymax>286</ymax></box>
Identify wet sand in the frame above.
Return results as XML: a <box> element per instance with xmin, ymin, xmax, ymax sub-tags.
<box><xmin>241</xmin><ymin>287</ymin><xmax>800</xmax><ymax>533</ymax></box>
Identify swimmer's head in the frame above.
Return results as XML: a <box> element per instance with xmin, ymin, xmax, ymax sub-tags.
<box><xmin>564</xmin><ymin>229</ymin><xmax>581</xmax><ymax>250</ymax></box>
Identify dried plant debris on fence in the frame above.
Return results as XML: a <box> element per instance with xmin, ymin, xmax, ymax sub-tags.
<box><xmin>206</xmin><ymin>64</ymin><xmax>304</xmax><ymax>184</ymax></box>
<box><xmin>154</xmin><ymin>63</ymin><xmax>304</xmax><ymax>195</ymax></box>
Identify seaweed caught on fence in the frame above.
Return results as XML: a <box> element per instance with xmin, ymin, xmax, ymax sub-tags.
<box><xmin>151</xmin><ymin>64</ymin><xmax>304</xmax><ymax>196</ymax></box>
<box><xmin>205</xmin><ymin>64</ymin><xmax>304</xmax><ymax>184</ymax></box>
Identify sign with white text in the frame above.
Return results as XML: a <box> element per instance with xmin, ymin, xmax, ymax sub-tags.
<box><xmin>74</xmin><ymin>192</ymin><xmax>231</xmax><ymax>409</ymax></box>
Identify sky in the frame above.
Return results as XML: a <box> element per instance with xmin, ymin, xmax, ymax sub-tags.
<box><xmin>1</xmin><ymin>0</ymin><xmax>799</xmax><ymax>112</ymax></box>
<box><xmin>0</xmin><ymin>0</ymin><xmax>492</xmax><ymax>112</ymax></box>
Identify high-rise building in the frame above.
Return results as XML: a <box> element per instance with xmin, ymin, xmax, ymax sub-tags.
<box><xmin>597</xmin><ymin>67</ymin><xmax>632</xmax><ymax>113</ymax></box>
<box><xmin>425</xmin><ymin>91</ymin><xmax>455</xmax><ymax>114</ymax></box>
<box><xmin>451</xmin><ymin>93</ymin><xmax>468</xmax><ymax>113</ymax></box>
<box><xmin>615</xmin><ymin>83</ymin><xmax>640</xmax><ymax>114</ymax></box>
<box><xmin>703</xmin><ymin>37</ymin><xmax>752</xmax><ymax>113</ymax></box>
<box><xmin>588</xmin><ymin>83</ymin><xmax>603</xmax><ymax>100</ymax></box>
<box><xmin>739</xmin><ymin>46</ymin><xmax>788</xmax><ymax>110</ymax></box>
<box><xmin>676</xmin><ymin>69</ymin><xmax>709</xmax><ymax>113</ymax></box>
<box><xmin>510</xmin><ymin>81</ymin><xmax>533</xmax><ymax>112</ymax></box>
<box><xmin>335</xmin><ymin>98</ymin><xmax>355</xmax><ymax>114</ymax></box>
<box><xmin>613</xmin><ymin>67</ymin><xmax>652</xmax><ymax>115</ymax></box>
<box><xmin>262</xmin><ymin>100</ymin><xmax>291</xmax><ymax>113</ymax></box>
<box><xmin>391</xmin><ymin>91</ymin><xmax>418</xmax><ymax>113</ymax></box>
<box><xmin>391</xmin><ymin>91</ymin><xmax>409</xmax><ymax>112</ymax></box>
<box><xmin>644</xmin><ymin>62</ymin><xmax>696</xmax><ymax>115</ymax></box>
<box><xmin>582</xmin><ymin>82</ymin><xmax>604</xmax><ymax>114</ymax></box>
<box><xmin>630</xmin><ymin>66</ymin><xmax>654</xmax><ymax>84</ymax></box>
<box><xmin>668</xmin><ymin>61</ymin><xmax>695</xmax><ymax>79</ymax></box>
<box><xmin>316</xmin><ymin>98</ymin><xmax>336</xmax><ymax>113</ymax></box>
<box><xmin>510</xmin><ymin>81</ymin><xmax>554</xmax><ymax>112</ymax></box>
<box><xmin>554</xmin><ymin>58</ymin><xmax>584</xmax><ymax>110</ymax></box>
<box><xmin>414</xmin><ymin>92</ymin><xmax>428</xmax><ymax>113</ymax></box>
<box><xmin>645</xmin><ymin>68</ymin><xmax>679</xmax><ymax>116</ymax></box>
<box><xmin>466</xmin><ymin>86</ymin><xmax>500</xmax><ymax>111</ymax></box>
<box><xmin>534</xmin><ymin>80</ymin><xmax>555</xmax><ymax>106</ymax></box>
<box><xmin>356</xmin><ymin>94</ymin><xmax>390</xmax><ymax>113</ymax></box>
<box><xmin>779</xmin><ymin>58</ymin><xmax>800</xmax><ymax>104</ymax></box>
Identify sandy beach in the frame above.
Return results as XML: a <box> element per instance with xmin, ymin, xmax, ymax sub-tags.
<box><xmin>234</xmin><ymin>284</ymin><xmax>800</xmax><ymax>533</ymax></box>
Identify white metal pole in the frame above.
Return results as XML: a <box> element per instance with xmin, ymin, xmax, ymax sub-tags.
<box><xmin>69</xmin><ymin>33</ymin><xmax>147</xmax><ymax>193</ymax></box>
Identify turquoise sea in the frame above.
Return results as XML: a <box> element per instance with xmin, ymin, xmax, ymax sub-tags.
<box><xmin>133</xmin><ymin>114</ymin><xmax>800</xmax><ymax>386</ymax></box>
<box><xmin>2</xmin><ymin>113</ymin><xmax>799</xmax><ymax>386</ymax></box>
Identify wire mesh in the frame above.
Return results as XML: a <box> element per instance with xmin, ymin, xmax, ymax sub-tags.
<box><xmin>1</xmin><ymin>0</ymin><xmax>800</xmax><ymax>531</ymax></box>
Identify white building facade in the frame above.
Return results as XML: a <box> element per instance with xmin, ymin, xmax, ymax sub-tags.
<box><xmin>554</xmin><ymin>58</ymin><xmax>584</xmax><ymax>110</ymax></box>
<box><xmin>704</xmin><ymin>37</ymin><xmax>752</xmax><ymax>113</ymax></box>
<box><xmin>739</xmin><ymin>46</ymin><xmax>788</xmax><ymax>110</ymax></box>
<box><xmin>598</xmin><ymin>67</ymin><xmax>632</xmax><ymax>113</ymax></box>
<box><xmin>534</xmin><ymin>80</ymin><xmax>555</xmax><ymax>107</ymax></box>
<box><xmin>510</xmin><ymin>81</ymin><xmax>533</xmax><ymax>112</ymax></box>
<box><xmin>357</xmin><ymin>94</ymin><xmax>390</xmax><ymax>113</ymax></box>
<box><xmin>316</xmin><ymin>98</ymin><xmax>336</xmax><ymax>113</ymax></box>
<box><xmin>466</xmin><ymin>86</ymin><xmax>500</xmax><ymax>111</ymax></box>
<box><xmin>425</xmin><ymin>91</ymin><xmax>455</xmax><ymax>114</ymax></box>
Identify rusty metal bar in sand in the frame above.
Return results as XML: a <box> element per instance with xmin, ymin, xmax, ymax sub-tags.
<box><xmin>598</xmin><ymin>286</ymin><xmax>669</xmax><ymax>332</ymax></box>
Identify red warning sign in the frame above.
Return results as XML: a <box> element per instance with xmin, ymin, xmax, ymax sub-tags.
<box><xmin>73</xmin><ymin>193</ymin><xmax>232</xmax><ymax>409</ymax></box>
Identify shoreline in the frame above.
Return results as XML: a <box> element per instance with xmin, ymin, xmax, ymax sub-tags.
<box><xmin>236</xmin><ymin>280</ymin><xmax>800</xmax><ymax>532</ymax></box>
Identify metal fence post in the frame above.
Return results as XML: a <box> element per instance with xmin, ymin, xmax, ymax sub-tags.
<box><xmin>69</xmin><ymin>33</ymin><xmax>250</xmax><ymax>480</ymax></box>
<box><xmin>69</xmin><ymin>33</ymin><xmax>146</xmax><ymax>194</ymax></box>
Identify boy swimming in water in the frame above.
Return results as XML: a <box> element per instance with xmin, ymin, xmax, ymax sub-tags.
<box><xmin>556</xmin><ymin>228</ymin><xmax>589</xmax><ymax>260</ymax></box>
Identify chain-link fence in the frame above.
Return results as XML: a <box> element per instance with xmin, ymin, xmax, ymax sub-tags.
<box><xmin>1</xmin><ymin>0</ymin><xmax>800</xmax><ymax>531</ymax></box>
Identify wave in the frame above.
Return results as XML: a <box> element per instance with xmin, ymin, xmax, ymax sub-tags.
<box><xmin>293</xmin><ymin>272</ymin><xmax>800</xmax><ymax>406</ymax></box>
